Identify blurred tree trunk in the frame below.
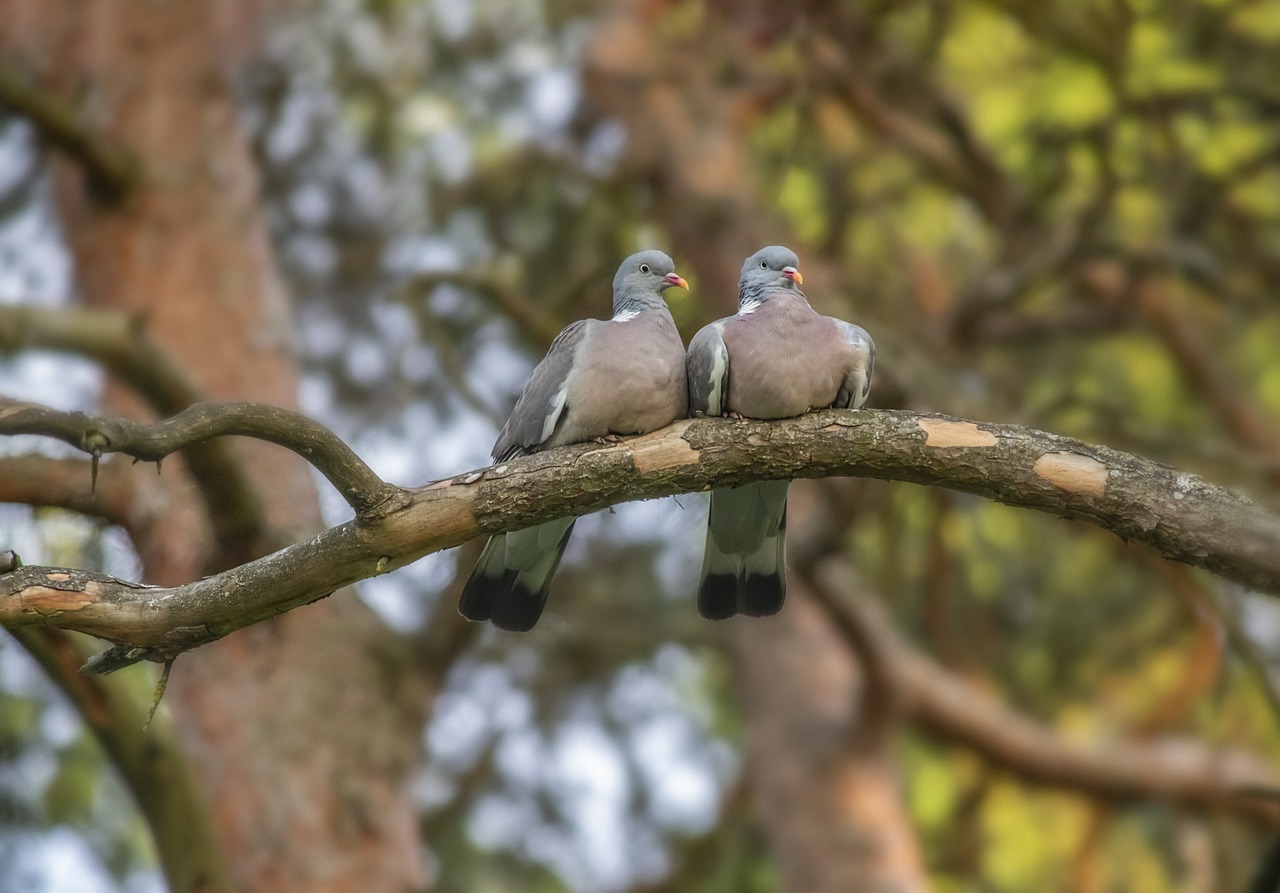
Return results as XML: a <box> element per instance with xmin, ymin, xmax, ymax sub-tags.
<box><xmin>2</xmin><ymin>3</ymin><xmax>429</xmax><ymax>891</ymax></box>
<box><xmin>734</xmin><ymin>482</ymin><xmax>930</xmax><ymax>893</ymax></box>
<box><xmin>736</xmin><ymin>593</ymin><xmax>930</xmax><ymax>893</ymax></box>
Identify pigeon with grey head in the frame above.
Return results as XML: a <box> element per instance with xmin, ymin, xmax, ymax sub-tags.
<box><xmin>458</xmin><ymin>250</ymin><xmax>690</xmax><ymax>631</ymax></box>
<box><xmin>685</xmin><ymin>245</ymin><xmax>874</xmax><ymax>619</ymax></box>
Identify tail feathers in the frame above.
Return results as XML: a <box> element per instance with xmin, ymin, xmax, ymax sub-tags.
<box><xmin>697</xmin><ymin>575</ymin><xmax>739</xmax><ymax>620</ymax></box>
<box><xmin>489</xmin><ymin>580</ymin><xmax>551</xmax><ymax>632</ymax></box>
<box><xmin>458</xmin><ymin>534</ymin><xmax>511</xmax><ymax>622</ymax></box>
<box><xmin>696</xmin><ymin>484</ymin><xmax>789</xmax><ymax>620</ymax></box>
<box><xmin>490</xmin><ymin>519</ymin><xmax>575</xmax><ymax>631</ymax></box>
<box><xmin>457</xmin><ymin>519</ymin><xmax>576</xmax><ymax>631</ymax></box>
<box><xmin>697</xmin><ymin>508</ymin><xmax>743</xmax><ymax>620</ymax></box>
<box><xmin>740</xmin><ymin>573</ymin><xmax>785</xmax><ymax>616</ymax></box>
<box><xmin>739</xmin><ymin>502</ymin><xmax>786</xmax><ymax>616</ymax></box>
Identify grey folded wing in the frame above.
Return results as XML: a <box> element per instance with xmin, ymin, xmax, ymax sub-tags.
<box><xmin>492</xmin><ymin>320</ymin><xmax>590</xmax><ymax>460</ymax></box>
<box><xmin>686</xmin><ymin>320</ymin><xmax>729</xmax><ymax>417</ymax></box>
<box><xmin>832</xmin><ymin>320</ymin><xmax>875</xmax><ymax>410</ymax></box>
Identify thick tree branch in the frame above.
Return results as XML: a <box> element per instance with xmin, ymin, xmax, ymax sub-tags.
<box><xmin>1</xmin><ymin>407</ymin><xmax>1278</xmax><ymax>665</ymax></box>
<box><xmin>0</xmin><ymin>65</ymin><xmax>138</xmax><ymax>203</ymax></box>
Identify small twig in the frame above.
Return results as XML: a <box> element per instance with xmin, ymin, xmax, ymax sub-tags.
<box><xmin>82</xmin><ymin>644</ymin><xmax>152</xmax><ymax>675</ymax></box>
<box><xmin>144</xmin><ymin>659</ymin><xmax>174</xmax><ymax>728</ymax></box>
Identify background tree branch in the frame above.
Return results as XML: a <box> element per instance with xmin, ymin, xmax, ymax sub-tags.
<box><xmin>0</xmin><ymin>454</ymin><xmax>147</xmax><ymax>533</ymax></box>
<box><xmin>0</xmin><ymin>399</ymin><xmax>402</xmax><ymax>518</ymax></box>
<box><xmin>0</xmin><ymin>305</ymin><xmax>292</xmax><ymax>566</ymax></box>
<box><xmin>7</xmin><ymin>626</ymin><xmax>232</xmax><ymax>892</ymax></box>
<box><xmin>0</xmin><ymin>304</ymin><xmax>203</xmax><ymax>415</ymax></box>
<box><xmin>0</xmin><ymin>64</ymin><xmax>138</xmax><ymax>202</ymax></box>
<box><xmin>806</xmin><ymin>561</ymin><xmax>1280</xmax><ymax>820</ymax></box>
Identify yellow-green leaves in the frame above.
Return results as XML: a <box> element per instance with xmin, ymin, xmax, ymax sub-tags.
<box><xmin>1129</xmin><ymin>20</ymin><xmax>1221</xmax><ymax>95</ymax></box>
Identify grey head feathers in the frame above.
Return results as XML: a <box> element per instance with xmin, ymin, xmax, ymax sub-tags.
<box><xmin>738</xmin><ymin>245</ymin><xmax>804</xmax><ymax>308</ymax></box>
<box><xmin>612</xmin><ymin>249</ymin><xmax>688</xmax><ymax>315</ymax></box>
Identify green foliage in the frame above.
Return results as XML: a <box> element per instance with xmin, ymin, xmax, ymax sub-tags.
<box><xmin>4</xmin><ymin>0</ymin><xmax>1280</xmax><ymax>889</ymax></box>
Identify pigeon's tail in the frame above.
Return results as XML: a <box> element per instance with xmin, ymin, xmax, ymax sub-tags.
<box><xmin>696</xmin><ymin>482</ymin><xmax>789</xmax><ymax>620</ymax></box>
<box><xmin>458</xmin><ymin>517</ymin><xmax>576</xmax><ymax>631</ymax></box>
<box><xmin>458</xmin><ymin>534</ymin><xmax>511</xmax><ymax>623</ymax></box>
<box><xmin>697</xmin><ymin>528</ymin><xmax>741</xmax><ymax>621</ymax></box>
<box><xmin>739</xmin><ymin>502</ymin><xmax>786</xmax><ymax>616</ymax></box>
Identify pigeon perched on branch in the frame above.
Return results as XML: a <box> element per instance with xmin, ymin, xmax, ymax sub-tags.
<box><xmin>459</xmin><ymin>250</ymin><xmax>689</xmax><ymax>631</ymax></box>
<box><xmin>686</xmin><ymin>246</ymin><xmax>875</xmax><ymax>619</ymax></box>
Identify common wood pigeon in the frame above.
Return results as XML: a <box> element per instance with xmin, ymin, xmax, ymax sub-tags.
<box><xmin>686</xmin><ymin>246</ymin><xmax>875</xmax><ymax>619</ymax></box>
<box><xmin>459</xmin><ymin>250</ymin><xmax>690</xmax><ymax>630</ymax></box>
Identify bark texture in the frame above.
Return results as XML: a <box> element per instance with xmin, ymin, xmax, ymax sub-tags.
<box><xmin>3</xmin><ymin>408</ymin><xmax>1278</xmax><ymax>667</ymax></box>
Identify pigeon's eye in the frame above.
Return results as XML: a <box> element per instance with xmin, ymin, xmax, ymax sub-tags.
<box><xmin>760</xmin><ymin>261</ymin><xmax>768</xmax><ymax>269</ymax></box>
<box><xmin>640</xmin><ymin>264</ymin><xmax>650</xmax><ymax>273</ymax></box>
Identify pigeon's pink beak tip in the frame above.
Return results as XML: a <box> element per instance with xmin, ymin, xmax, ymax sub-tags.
<box><xmin>783</xmin><ymin>266</ymin><xmax>803</xmax><ymax>285</ymax></box>
<box><xmin>666</xmin><ymin>273</ymin><xmax>689</xmax><ymax>290</ymax></box>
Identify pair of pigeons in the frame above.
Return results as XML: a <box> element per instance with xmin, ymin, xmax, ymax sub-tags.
<box><xmin>458</xmin><ymin>246</ymin><xmax>875</xmax><ymax>631</ymax></box>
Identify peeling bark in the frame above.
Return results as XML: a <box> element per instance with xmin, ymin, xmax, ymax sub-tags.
<box><xmin>2</xmin><ymin>407</ymin><xmax>1278</xmax><ymax>664</ymax></box>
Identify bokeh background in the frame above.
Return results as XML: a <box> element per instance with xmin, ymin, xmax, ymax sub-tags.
<box><xmin>2</xmin><ymin>1</ymin><xmax>1280</xmax><ymax>891</ymax></box>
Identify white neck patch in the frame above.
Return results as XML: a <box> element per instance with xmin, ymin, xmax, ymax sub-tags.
<box><xmin>612</xmin><ymin>308</ymin><xmax>640</xmax><ymax>322</ymax></box>
<box><xmin>737</xmin><ymin>299</ymin><xmax>761</xmax><ymax>316</ymax></box>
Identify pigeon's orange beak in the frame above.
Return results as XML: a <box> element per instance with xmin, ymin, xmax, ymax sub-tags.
<box><xmin>665</xmin><ymin>272</ymin><xmax>689</xmax><ymax>290</ymax></box>
<box><xmin>782</xmin><ymin>266</ymin><xmax>803</xmax><ymax>285</ymax></box>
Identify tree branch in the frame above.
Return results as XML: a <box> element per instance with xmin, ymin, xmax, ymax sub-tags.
<box><xmin>0</xmin><ymin>400</ymin><xmax>403</xmax><ymax>518</ymax></box>
<box><xmin>0</xmin><ymin>455</ymin><xmax>145</xmax><ymax>533</ymax></box>
<box><xmin>807</xmin><ymin>562</ymin><xmax>1280</xmax><ymax>820</ymax></box>
<box><xmin>0</xmin><ymin>65</ymin><xmax>139</xmax><ymax>203</ymax></box>
<box><xmin>7</xmin><ymin>627</ymin><xmax>232</xmax><ymax>892</ymax></box>
<box><xmin>0</xmin><ymin>304</ymin><xmax>203</xmax><ymax>415</ymax></box>
<box><xmin>0</xmin><ymin>304</ymin><xmax>281</xmax><ymax>565</ymax></box>
<box><xmin>1</xmin><ymin>407</ymin><xmax>1278</xmax><ymax>665</ymax></box>
<box><xmin>1137</xmin><ymin>277</ymin><xmax>1280</xmax><ymax>476</ymax></box>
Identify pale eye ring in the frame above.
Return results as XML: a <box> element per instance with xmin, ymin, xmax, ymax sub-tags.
<box><xmin>639</xmin><ymin>263</ymin><xmax>650</xmax><ymax>273</ymax></box>
<box><xmin>760</xmin><ymin>261</ymin><xmax>768</xmax><ymax>268</ymax></box>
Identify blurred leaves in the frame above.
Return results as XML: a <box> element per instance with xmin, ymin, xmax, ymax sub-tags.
<box><xmin>3</xmin><ymin>0</ymin><xmax>1280</xmax><ymax>890</ymax></box>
